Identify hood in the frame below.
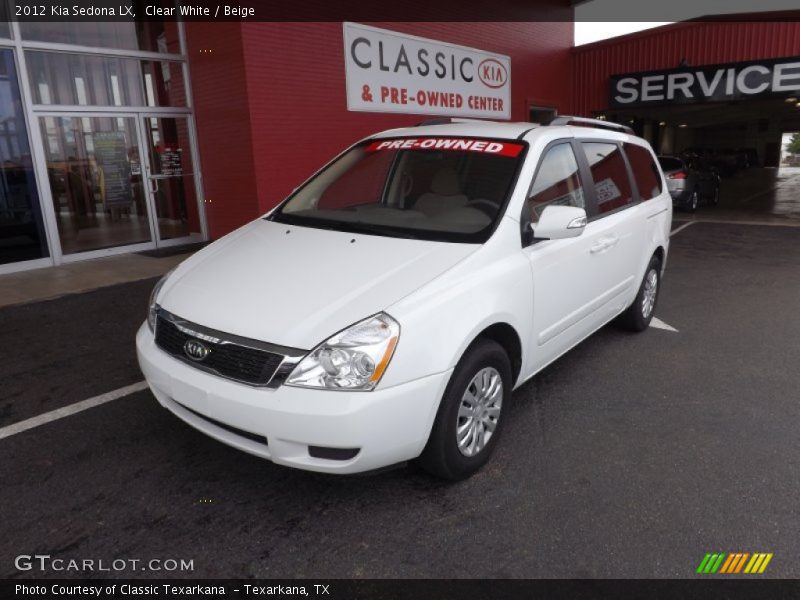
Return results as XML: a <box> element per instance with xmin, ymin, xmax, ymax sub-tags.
<box><xmin>159</xmin><ymin>219</ymin><xmax>478</xmax><ymax>349</ymax></box>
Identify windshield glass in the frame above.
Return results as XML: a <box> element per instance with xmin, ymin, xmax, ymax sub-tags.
<box><xmin>269</xmin><ymin>137</ymin><xmax>526</xmax><ymax>242</ymax></box>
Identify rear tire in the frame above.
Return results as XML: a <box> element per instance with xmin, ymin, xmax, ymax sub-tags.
<box><xmin>417</xmin><ymin>339</ymin><xmax>511</xmax><ymax>480</ymax></box>
<box><xmin>617</xmin><ymin>255</ymin><xmax>661</xmax><ymax>332</ymax></box>
<box><xmin>709</xmin><ymin>186</ymin><xmax>720</xmax><ymax>206</ymax></box>
<box><xmin>687</xmin><ymin>190</ymin><xmax>699</xmax><ymax>212</ymax></box>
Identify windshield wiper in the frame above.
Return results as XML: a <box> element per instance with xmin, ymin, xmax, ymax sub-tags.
<box><xmin>270</xmin><ymin>212</ymin><xmax>421</xmax><ymax>240</ymax></box>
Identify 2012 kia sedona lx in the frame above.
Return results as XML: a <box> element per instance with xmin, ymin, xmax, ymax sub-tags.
<box><xmin>136</xmin><ymin>117</ymin><xmax>671</xmax><ymax>480</ymax></box>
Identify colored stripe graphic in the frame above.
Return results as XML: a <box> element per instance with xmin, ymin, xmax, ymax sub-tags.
<box><xmin>700</xmin><ymin>552</ymin><xmax>773</xmax><ymax>574</ymax></box>
<box><xmin>697</xmin><ymin>554</ymin><xmax>713</xmax><ymax>574</ymax></box>
<box><xmin>720</xmin><ymin>553</ymin><xmax>738</xmax><ymax>574</ymax></box>
<box><xmin>702</xmin><ymin>553</ymin><xmax>725</xmax><ymax>574</ymax></box>
<box><xmin>759</xmin><ymin>554</ymin><xmax>773</xmax><ymax>573</ymax></box>
<box><xmin>719</xmin><ymin>554</ymin><xmax>736</xmax><ymax>574</ymax></box>
<box><xmin>734</xmin><ymin>553</ymin><xmax>749</xmax><ymax>573</ymax></box>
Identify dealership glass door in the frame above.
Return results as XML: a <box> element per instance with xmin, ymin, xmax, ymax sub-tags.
<box><xmin>138</xmin><ymin>115</ymin><xmax>202</xmax><ymax>245</ymax></box>
<box><xmin>38</xmin><ymin>113</ymin><xmax>202</xmax><ymax>256</ymax></box>
<box><xmin>39</xmin><ymin>114</ymin><xmax>152</xmax><ymax>255</ymax></box>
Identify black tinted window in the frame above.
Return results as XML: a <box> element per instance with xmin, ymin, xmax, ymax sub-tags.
<box><xmin>580</xmin><ymin>142</ymin><xmax>635</xmax><ymax>215</ymax></box>
<box><xmin>625</xmin><ymin>143</ymin><xmax>662</xmax><ymax>200</ymax></box>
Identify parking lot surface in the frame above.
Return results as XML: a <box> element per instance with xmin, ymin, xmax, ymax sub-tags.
<box><xmin>1</xmin><ymin>221</ymin><xmax>799</xmax><ymax>578</ymax></box>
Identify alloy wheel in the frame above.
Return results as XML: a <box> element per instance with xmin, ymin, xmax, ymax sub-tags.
<box><xmin>456</xmin><ymin>367</ymin><xmax>503</xmax><ymax>457</ymax></box>
<box><xmin>642</xmin><ymin>268</ymin><xmax>658</xmax><ymax>319</ymax></box>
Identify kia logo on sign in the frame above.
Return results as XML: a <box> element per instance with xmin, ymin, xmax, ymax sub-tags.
<box><xmin>478</xmin><ymin>59</ymin><xmax>507</xmax><ymax>89</ymax></box>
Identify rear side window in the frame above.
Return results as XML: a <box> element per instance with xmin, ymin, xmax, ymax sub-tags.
<box><xmin>526</xmin><ymin>143</ymin><xmax>585</xmax><ymax>222</ymax></box>
<box><xmin>625</xmin><ymin>143</ymin><xmax>663</xmax><ymax>200</ymax></box>
<box><xmin>580</xmin><ymin>142</ymin><xmax>634</xmax><ymax>215</ymax></box>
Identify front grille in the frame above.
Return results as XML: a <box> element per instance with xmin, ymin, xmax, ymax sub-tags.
<box><xmin>155</xmin><ymin>315</ymin><xmax>284</xmax><ymax>385</ymax></box>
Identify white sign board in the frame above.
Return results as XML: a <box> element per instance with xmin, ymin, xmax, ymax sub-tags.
<box><xmin>343</xmin><ymin>22</ymin><xmax>511</xmax><ymax>120</ymax></box>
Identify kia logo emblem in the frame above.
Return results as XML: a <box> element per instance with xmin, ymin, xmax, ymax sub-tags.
<box><xmin>478</xmin><ymin>58</ymin><xmax>507</xmax><ymax>89</ymax></box>
<box><xmin>184</xmin><ymin>339</ymin><xmax>210</xmax><ymax>361</ymax></box>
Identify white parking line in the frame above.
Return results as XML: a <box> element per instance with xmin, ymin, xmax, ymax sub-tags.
<box><xmin>0</xmin><ymin>381</ymin><xmax>148</xmax><ymax>441</ymax></box>
<box><xmin>650</xmin><ymin>317</ymin><xmax>678</xmax><ymax>332</ymax></box>
<box><xmin>670</xmin><ymin>221</ymin><xmax>696</xmax><ymax>236</ymax></box>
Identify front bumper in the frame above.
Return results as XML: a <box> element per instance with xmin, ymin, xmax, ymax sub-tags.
<box><xmin>136</xmin><ymin>323</ymin><xmax>450</xmax><ymax>474</ymax></box>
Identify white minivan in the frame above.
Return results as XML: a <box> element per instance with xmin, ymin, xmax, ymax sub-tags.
<box><xmin>136</xmin><ymin>117</ymin><xmax>671</xmax><ymax>480</ymax></box>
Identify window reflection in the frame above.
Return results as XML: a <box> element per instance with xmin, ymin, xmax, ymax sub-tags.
<box><xmin>40</xmin><ymin>117</ymin><xmax>151</xmax><ymax>254</ymax></box>
<box><xmin>26</xmin><ymin>52</ymin><xmax>186</xmax><ymax>107</ymax></box>
<box><xmin>143</xmin><ymin>117</ymin><xmax>201</xmax><ymax>241</ymax></box>
<box><xmin>19</xmin><ymin>13</ymin><xmax>180</xmax><ymax>54</ymax></box>
<box><xmin>0</xmin><ymin>50</ymin><xmax>48</xmax><ymax>265</ymax></box>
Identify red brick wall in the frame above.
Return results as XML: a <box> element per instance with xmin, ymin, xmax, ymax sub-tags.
<box><xmin>186</xmin><ymin>20</ymin><xmax>574</xmax><ymax>237</ymax></box>
<box><xmin>242</xmin><ymin>22</ymin><xmax>574</xmax><ymax>214</ymax></box>
<box><xmin>185</xmin><ymin>22</ymin><xmax>259</xmax><ymax>239</ymax></box>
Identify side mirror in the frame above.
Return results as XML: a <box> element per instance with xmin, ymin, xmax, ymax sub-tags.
<box><xmin>531</xmin><ymin>205</ymin><xmax>587</xmax><ymax>241</ymax></box>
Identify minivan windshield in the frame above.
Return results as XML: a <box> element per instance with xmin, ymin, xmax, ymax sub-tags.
<box><xmin>269</xmin><ymin>137</ymin><xmax>526</xmax><ymax>243</ymax></box>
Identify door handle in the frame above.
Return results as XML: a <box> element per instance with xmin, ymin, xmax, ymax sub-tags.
<box><xmin>590</xmin><ymin>235</ymin><xmax>620</xmax><ymax>254</ymax></box>
<box><xmin>590</xmin><ymin>240</ymin><xmax>609</xmax><ymax>254</ymax></box>
<box><xmin>148</xmin><ymin>178</ymin><xmax>159</xmax><ymax>194</ymax></box>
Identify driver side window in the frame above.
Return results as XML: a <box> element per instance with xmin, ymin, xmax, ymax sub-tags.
<box><xmin>526</xmin><ymin>143</ymin><xmax>585</xmax><ymax>223</ymax></box>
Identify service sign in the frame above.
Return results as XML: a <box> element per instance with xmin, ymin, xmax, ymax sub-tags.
<box><xmin>610</xmin><ymin>56</ymin><xmax>800</xmax><ymax>108</ymax></box>
<box><xmin>344</xmin><ymin>22</ymin><xmax>511</xmax><ymax>120</ymax></box>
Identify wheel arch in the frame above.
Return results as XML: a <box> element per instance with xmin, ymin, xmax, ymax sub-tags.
<box><xmin>468</xmin><ymin>322</ymin><xmax>523</xmax><ymax>385</ymax></box>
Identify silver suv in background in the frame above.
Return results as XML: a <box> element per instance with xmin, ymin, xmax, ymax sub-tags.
<box><xmin>658</xmin><ymin>155</ymin><xmax>721</xmax><ymax>212</ymax></box>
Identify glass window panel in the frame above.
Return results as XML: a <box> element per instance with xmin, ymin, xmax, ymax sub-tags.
<box><xmin>141</xmin><ymin>117</ymin><xmax>200</xmax><ymax>241</ymax></box>
<box><xmin>27</xmin><ymin>52</ymin><xmax>144</xmax><ymax>106</ymax></box>
<box><xmin>40</xmin><ymin>116</ymin><xmax>151</xmax><ymax>254</ymax></box>
<box><xmin>0</xmin><ymin>1</ymin><xmax>10</xmax><ymax>39</ymax></box>
<box><xmin>580</xmin><ymin>142</ymin><xmax>635</xmax><ymax>214</ymax></box>
<box><xmin>624</xmin><ymin>143</ymin><xmax>663</xmax><ymax>200</ymax></box>
<box><xmin>19</xmin><ymin>10</ymin><xmax>181</xmax><ymax>54</ymax></box>
<box><xmin>0</xmin><ymin>49</ymin><xmax>48</xmax><ymax>265</ymax></box>
<box><xmin>141</xmin><ymin>60</ymin><xmax>186</xmax><ymax>107</ymax></box>
<box><xmin>153</xmin><ymin>174</ymin><xmax>201</xmax><ymax>241</ymax></box>
<box><xmin>526</xmin><ymin>143</ymin><xmax>585</xmax><ymax>222</ymax></box>
<box><xmin>143</xmin><ymin>117</ymin><xmax>193</xmax><ymax>175</ymax></box>
<box><xmin>26</xmin><ymin>52</ymin><xmax>186</xmax><ymax>107</ymax></box>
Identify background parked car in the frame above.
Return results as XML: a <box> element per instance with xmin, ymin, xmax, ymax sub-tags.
<box><xmin>658</xmin><ymin>155</ymin><xmax>721</xmax><ymax>211</ymax></box>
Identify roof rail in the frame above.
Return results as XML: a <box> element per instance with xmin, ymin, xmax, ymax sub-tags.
<box><xmin>550</xmin><ymin>116</ymin><xmax>634</xmax><ymax>135</ymax></box>
<box><xmin>415</xmin><ymin>117</ymin><xmax>493</xmax><ymax>126</ymax></box>
<box><xmin>416</xmin><ymin>118</ymin><xmax>452</xmax><ymax>126</ymax></box>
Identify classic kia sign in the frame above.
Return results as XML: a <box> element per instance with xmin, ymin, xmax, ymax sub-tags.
<box><xmin>343</xmin><ymin>22</ymin><xmax>511</xmax><ymax>119</ymax></box>
<box><xmin>610</xmin><ymin>56</ymin><xmax>800</xmax><ymax>108</ymax></box>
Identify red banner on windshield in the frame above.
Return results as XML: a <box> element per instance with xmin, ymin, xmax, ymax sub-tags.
<box><xmin>366</xmin><ymin>138</ymin><xmax>524</xmax><ymax>157</ymax></box>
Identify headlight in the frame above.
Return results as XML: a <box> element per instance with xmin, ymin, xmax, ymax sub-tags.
<box><xmin>286</xmin><ymin>313</ymin><xmax>400</xmax><ymax>391</ymax></box>
<box><xmin>147</xmin><ymin>269</ymin><xmax>174</xmax><ymax>332</ymax></box>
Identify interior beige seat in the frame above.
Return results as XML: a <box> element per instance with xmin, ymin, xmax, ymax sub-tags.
<box><xmin>414</xmin><ymin>169</ymin><xmax>469</xmax><ymax>216</ymax></box>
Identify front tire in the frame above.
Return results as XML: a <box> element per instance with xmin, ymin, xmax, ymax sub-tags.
<box><xmin>617</xmin><ymin>255</ymin><xmax>661</xmax><ymax>332</ymax></box>
<box><xmin>417</xmin><ymin>339</ymin><xmax>511</xmax><ymax>480</ymax></box>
